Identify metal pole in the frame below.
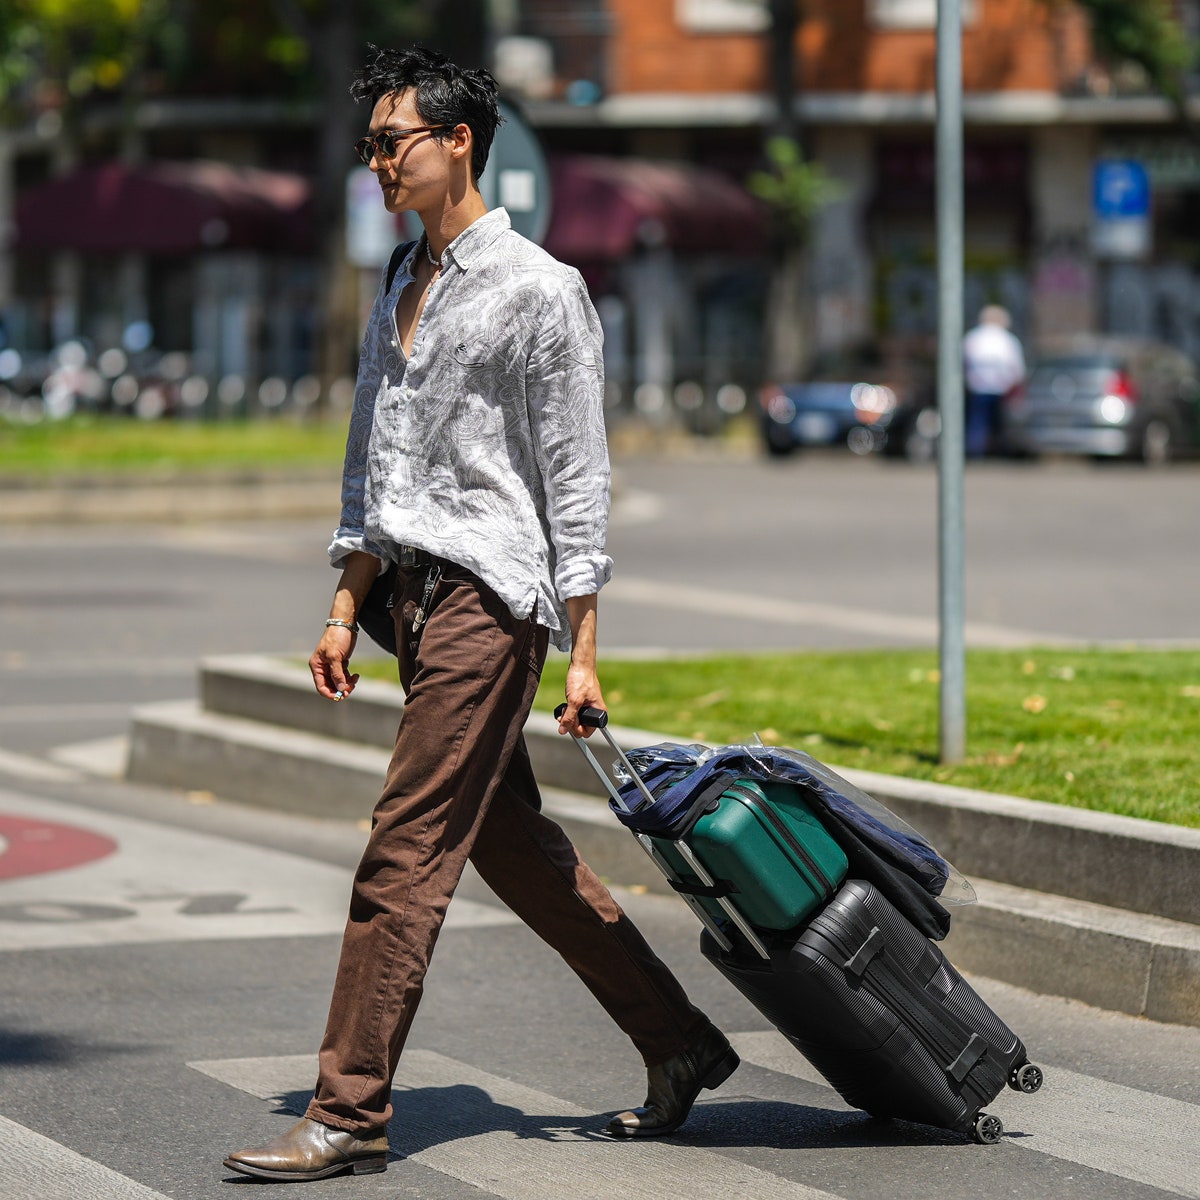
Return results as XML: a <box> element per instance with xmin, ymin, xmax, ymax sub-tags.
<box><xmin>936</xmin><ymin>0</ymin><xmax>966</xmax><ymax>763</ymax></box>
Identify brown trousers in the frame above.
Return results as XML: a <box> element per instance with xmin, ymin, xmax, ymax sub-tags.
<box><xmin>306</xmin><ymin>560</ymin><xmax>709</xmax><ymax>1132</ymax></box>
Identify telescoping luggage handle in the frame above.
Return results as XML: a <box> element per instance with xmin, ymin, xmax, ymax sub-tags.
<box><xmin>555</xmin><ymin>705</ymin><xmax>772</xmax><ymax>960</ymax></box>
<box><xmin>553</xmin><ymin>704</ymin><xmax>655</xmax><ymax>814</ymax></box>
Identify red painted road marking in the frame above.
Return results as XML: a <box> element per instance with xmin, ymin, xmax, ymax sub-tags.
<box><xmin>0</xmin><ymin>814</ymin><xmax>118</xmax><ymax>881</ymax></box>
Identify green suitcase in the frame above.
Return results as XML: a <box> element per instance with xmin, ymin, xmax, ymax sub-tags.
<box><xmin>650</xmin><ymin>778</ymin><xmax>849</xmax><ymax>932</ymax></box>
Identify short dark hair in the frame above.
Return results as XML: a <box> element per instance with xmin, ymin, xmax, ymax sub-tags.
<box><xmin>351</xmin><ymin>45</ymin><xmax>502</xmax><ymax>182</ymax></box>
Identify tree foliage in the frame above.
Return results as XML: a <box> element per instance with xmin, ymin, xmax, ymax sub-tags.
<box><xmin>1060</xmin><ymin>0</ymin><xmax>1198</xmax><ymax>106</ymax></box>
<box><xmin>0</xmin><ymin>0</ymin><xmax>169</xmax><ymax>105</ymax></box>
<box><xmin>0</xmin><ymin>0</ymin><xmax>435</xmax><ymax>111</ymax></box>
<box><xmin>747</xmin><ymin>136</ymin><xmax>842</xmax><ymax>248</ymax></box>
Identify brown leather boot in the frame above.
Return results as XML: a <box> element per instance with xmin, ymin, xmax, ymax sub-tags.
<box><xmin>606</xmin><ymin>1025</ymin><xmax>740</xmax><ymax>1137</ymax></box>
<box><xmin>224</xmin><ymin>1116</ymin><xmax>389</xmax><ymax>1181</ymax></box>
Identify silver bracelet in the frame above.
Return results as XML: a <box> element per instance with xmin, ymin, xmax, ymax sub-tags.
<box><xmin>324</xmin><ymin>618</ymin><xmax>359</xmax><ymax>633</ymax></box>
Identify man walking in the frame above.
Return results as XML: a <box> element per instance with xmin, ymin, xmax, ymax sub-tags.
<box><xmin>963</xmin><ymin>304</ymin><xmax>1026</xmax><ymax>458</ymax></box>
<box><xmin>224</xmin><ymin>45</ymin><xmax>737</xmax><ymax>1183</ymax></box>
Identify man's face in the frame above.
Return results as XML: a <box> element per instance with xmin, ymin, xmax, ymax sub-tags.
<box><xmin>364</xmin><ymin>89</ymin><xmax>452</xmax><ymax>215</ymax></box>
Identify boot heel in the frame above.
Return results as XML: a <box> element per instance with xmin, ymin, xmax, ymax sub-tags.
<box><xmin>351</xmin><ymin>1156</ymin><xmax>388</xmax><ymax>1175</ymax></box>
<box><xmin>701</xmin><ymin>1048</ymin><xmax>740</xmax><ymax>1091</ymax></box>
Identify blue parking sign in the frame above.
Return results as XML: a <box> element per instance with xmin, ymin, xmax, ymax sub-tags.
<box><xmin>1093</xmin><ymin>160</ymin><xmax>1151</xmax><ymax>219</ymax></box>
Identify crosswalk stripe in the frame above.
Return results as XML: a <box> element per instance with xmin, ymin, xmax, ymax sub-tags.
<box><xmin>730</xmin><ymin>1030</ymin><xmax>1200</xmax><ymax>1199</ymax></box>
<box><xmin>0</xmin><ymin>1115</ymin><xmax>171</xmax><ymax>1200</ymax></box>
<box><xmin>191</xmin><ymin>1050</ymin><xmax>843</xmax><ymax>1200</ymax></box>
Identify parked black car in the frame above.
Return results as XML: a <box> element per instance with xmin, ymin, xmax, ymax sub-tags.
<box><xmin>1002</xmin><ymin>337</ymin><xmax>1200</xmax><ymax>465</ymax></box>
<box><xmin>877</xmin><ymin>382</ymin><xmax>941</xmax><ymax>461</ymax></box>
<box><xmin>758</xmin><ymin>379</ymin><xmax>900</xmax><ymax>457</ymax></box>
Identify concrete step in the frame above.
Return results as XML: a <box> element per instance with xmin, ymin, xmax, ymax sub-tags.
<box><xmin>126</xmin><ymin>693</ymin><xmax>1200</xmax><ymax>1028</ymax></box>
<box><xmin>195</xmin><ymin>655</ymin><xmax>1200</xmax><ymax>927</ymax></box>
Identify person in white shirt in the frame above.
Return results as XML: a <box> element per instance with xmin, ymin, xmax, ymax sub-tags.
<box><xmin>223</xmin><ymin>44</ymin><xmax>735</xmax><ymax>1185</ymax></box>
<box><xmin>963</xmin><ymin>305</ymin><xmax>1025</xmax><ymax>458</ymax></box>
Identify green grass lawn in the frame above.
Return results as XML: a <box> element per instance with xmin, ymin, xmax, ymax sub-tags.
<box><xmin>0</xmin><ymin>414</ymin><xmax>349</xmax><ymax>476</ymax></box>
<box><xmin>524</xmin><ymin>647</ymin><xmax>1200</xmax><ymax>828</ymax></box>
<box><xmin>357</xmin><ymin>645</ymin><xmax>1200</xmax><ymax>826</ymax></box>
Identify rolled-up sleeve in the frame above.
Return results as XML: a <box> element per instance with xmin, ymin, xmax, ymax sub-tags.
<box><xmin>524</xmin><ymin>270</ymin><xmax>613</xmax><ymax>600</ymax></box>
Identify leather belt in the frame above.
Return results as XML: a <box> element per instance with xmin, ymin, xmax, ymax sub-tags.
<box><xmin>397</xmin><ymin>544</ymin><xmax>434</xmax><ymax>570</ymax></box>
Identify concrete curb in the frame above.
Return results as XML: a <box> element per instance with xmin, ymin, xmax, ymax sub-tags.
<box><xmin>124</xmin><ymin>655</ymin><xmax>1200</xmax><ymax>1027</ymax></box>
<box><xmin>0</xmin><ymin>470</ymin><xmax>342</xmax><ymax>524</ymax></box>
<box><xmin>195</xmin><ymin>655</ymin><xmax>1200</xmax><ymax>927</ymax></box>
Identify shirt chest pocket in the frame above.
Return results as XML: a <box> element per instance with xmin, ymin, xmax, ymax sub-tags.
<box><xmin>451</xmin><ymin>337</ymin><xmax>498</xmax><ymax>368</ymax></box>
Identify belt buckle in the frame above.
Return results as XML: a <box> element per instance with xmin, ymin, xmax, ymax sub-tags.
<box><xmin>399</xmin><ymin>544</ymin><xmax>427</xmax><ymax>570</ymax></box>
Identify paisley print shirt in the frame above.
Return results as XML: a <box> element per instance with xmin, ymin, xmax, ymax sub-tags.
<box><xmin>329</xmin><ymin>207</ymin><xmax>612</xmax><ymax>651</ymax></box>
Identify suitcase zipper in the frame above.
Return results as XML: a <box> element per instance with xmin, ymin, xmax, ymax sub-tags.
<box><xmin>724</xmin><ymin>782</ymin><xmax>836</xmax><ymax>895</ymax></box>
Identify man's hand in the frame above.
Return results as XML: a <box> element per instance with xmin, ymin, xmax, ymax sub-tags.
<box><xmin>559</xmin><ymin>662</ymin><xmax>606</xmax><ymax>737</ymax></box>
<box><xmin>311</xmin><ymin>551</ymin><xmax>379</xmax><ymax>702</ymax></box>
<box><xmin>309</xmin><ymin>626</ymin><xmax>360</xmax><ymax>701</ymax></box>
<box><xmin>560</xmin><ymin>593</ymin><xmax>604</xmax><ymax>736</ymax></box>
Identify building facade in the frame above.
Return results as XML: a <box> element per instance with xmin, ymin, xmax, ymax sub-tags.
<box><xmin>3</xmin><ymin>1</ymin><xmax>1199</xmax><ymax>417</ymax></box>
<box><xmin>505</xmin><ymin>0</ymin><xmax>1200</xmax><ymax>377</ymax></box>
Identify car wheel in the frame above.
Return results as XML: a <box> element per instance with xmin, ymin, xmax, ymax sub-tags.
<box><xmin>765</xmin><ymin>438</ymin><xmax>795</xmax><ymax>459</ymax></box>
<box><xmin>847</xmin><ymin>425</ymin><xmax>877</xmax><ymax>456</ymax></box>
<box><xmin>903</xmin><ymin>408</ymin><xmax>940</xmax><ymax>462</ymax></box>
<box><xmin>1140</xmin><ymin>418</ymin><xmax>1173</xmax><ymax>466</ymax></box>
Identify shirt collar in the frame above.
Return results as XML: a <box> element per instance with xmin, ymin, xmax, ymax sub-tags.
<box><xmin>443</xmin><ymin>207</ymin><xmax>511</xmax><ymax>272</ymax></box>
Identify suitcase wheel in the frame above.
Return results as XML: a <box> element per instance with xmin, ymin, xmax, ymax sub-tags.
<box><xmin>972</xmin><ymin>1113</ymin><xmax>1004</xmax><ymax>1145</ymax></box>
<box><xmin>1007</xmin><ymin>1062</ymin><xmax>1044</xmax><ymax>1094</ymax></box>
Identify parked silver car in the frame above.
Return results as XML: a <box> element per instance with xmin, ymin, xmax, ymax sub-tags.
<box><xmin>1002</xmin><ymin>337</ymin><xmax>1200</xmax><ymax>464</ymax></box>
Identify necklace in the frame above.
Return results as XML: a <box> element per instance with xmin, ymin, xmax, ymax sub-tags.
<box><xmin>425</xmin><ymin>238</ymin><xmax>443</xmax><ymax>277</ymax></box>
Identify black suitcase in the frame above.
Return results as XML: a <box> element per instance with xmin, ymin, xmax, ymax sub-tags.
<box><xmin>701</xmin><ymin>878</ymin><xmax>1043</xmax><ymax>1143</ymax></box>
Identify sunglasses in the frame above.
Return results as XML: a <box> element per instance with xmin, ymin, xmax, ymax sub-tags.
<box><xmin>354</xmin><ymin>125</ymin><xmax>446</xmax><ymax>167</ymax></box>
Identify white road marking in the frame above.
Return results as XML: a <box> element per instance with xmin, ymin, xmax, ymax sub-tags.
<box><xmin>610</xmin><ymin>488</ymin><xmax>665</xmax><ymax>528</ymax></box>
<box><xmin>0</xmin><ymin>1115</ymin><xmax>171</xmax><ymax>1200</ymax></box>
<box><xmin>0</xmin><ymin>657</ymin><xmax>198</xmax><ymax>679</ymax></box>
<box><xmin>0</xmin><ymin>748</ymin><xmax>82</xmax><ymax>784</ymax></box>
<box><xmin>605</xmin><ymin>575</ymin><xmax>1061</xmax><ymax>648</ymax></box>
<box><xmin>49</xmin><ymin>735</ymin><xmax>129</xmax><ymax>778</ymax></box>
<box><xmin>0</xmin><ymin>702</ymin><xmax>134</xmax><ymax>725</ymax></box>
<box><xmin>731</xmin><ymin>1029</ymin><xmax>1200</xmax><ymax>1198</ymax></box>
<box><xmin>192</xmin><ymin>1050</ymin><xmax>843</xmax><ymax>1200</ymax></box>
<box><xmin>0</xmin><ymin>790</ymin><xmax>516</xmax><ymax>952</ymax></box>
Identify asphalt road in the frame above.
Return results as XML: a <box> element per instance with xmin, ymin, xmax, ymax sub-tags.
<box><xmin>2</xmin><ymin>773</ymin><xmax>1200</xmax><ymax>1200</ymax></box>
<box><xmin>2</xmin><ymin>452</ymin><xmax>1199</xmax><ymax>1198</ymax></box>
<box><xmin>3</xmin><ymin>452</ymin><xmax>1197</xmax><ymax>766</ymax></box>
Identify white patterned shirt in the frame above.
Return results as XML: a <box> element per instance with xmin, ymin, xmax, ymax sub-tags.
<box><xmin>329</xmin><ymin>207</ymin><xmax>612</xmax><ymax>651</ymax></box>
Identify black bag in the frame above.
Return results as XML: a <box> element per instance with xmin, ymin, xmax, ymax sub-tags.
<box><xmin>357</xmin><ymin>562</ymin><xmax>399</xmax><ymax>656</ymax></box>
<box><xmin>344</xmin><ymin>241</ymin><xmax>416</xmax><ymax>659</ymax></box>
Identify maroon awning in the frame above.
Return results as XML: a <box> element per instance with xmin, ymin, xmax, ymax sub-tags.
<box><xmin>14</xmin><ymin>160</ymin><xmax>314</xmax><ymax>255</ymax></box>
<box><xmin>543</xmin><ymin>155</ymin><xmax>766</xmax><ymax>263</ymax></box>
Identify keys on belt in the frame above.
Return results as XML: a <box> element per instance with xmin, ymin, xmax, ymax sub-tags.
<box><xmin>411</xmin><ymin>565</ymin><xmax>442</xmax><ymax>632</ymax></box>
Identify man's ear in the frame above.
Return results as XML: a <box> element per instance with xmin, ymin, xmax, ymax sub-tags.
<box><xmin>450</xmin><ymin>122</ymin><xmax>473</xmax><ymax>164</ymax></box>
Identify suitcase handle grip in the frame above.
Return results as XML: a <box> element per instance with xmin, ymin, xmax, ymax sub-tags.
<box><xmin>553</xmin><ymin>703</ymin><xmax>608</xmax><ymax>728</ymax></box>
<box><xmin>553</xmin><ymin>704</ymin><xmax>656</xmax><ymax>813</ymax></box>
